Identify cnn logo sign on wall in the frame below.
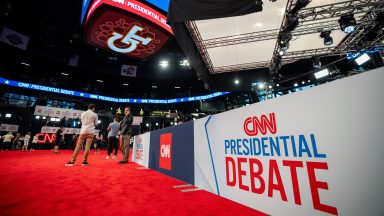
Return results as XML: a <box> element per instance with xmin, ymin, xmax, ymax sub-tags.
<box><xmin>244</xmin><ymin>112</ymin><xmax>277</xmax><ymax>136</ymax></box>
<box><xmin>159</xmin><ymin>133</ymin><xmax>172</xmax><ymax>170</ymax></box>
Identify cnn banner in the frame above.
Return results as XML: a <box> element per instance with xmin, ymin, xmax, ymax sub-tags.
<box><xmin>34</xmin><ymin>105</ymin><xmax>83</xmax><ymax>119</ymax></box>
<box><xmin>132</xmin><ymin>132</ymin><xmax>151</xmax><ymax>167</ymax></box>
<box><xmin>194</xmin><ymin>68</ymin><xmax>384</xmax><ymax>215</ymax></box>
<box><xmin>0</xmin><ymin>124</ymin><xmax>19</xmax><ymax>132</ymax></box>
<box><xmin>41</xmin><ymin>126</ymin><xmax>100</xmax><ymax>135</ymax></box>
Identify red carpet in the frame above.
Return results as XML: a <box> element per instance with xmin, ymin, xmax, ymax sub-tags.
<box><xmin>0</xmin><ymin>150</ymin><xmax>267</xmax><ymax>216</ymax></box>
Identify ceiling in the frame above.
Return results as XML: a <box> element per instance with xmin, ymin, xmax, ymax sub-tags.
<box><xmin>188</xmin><ymin>0</ymin><xmax>384</xmax><ymax>74</ymax></box>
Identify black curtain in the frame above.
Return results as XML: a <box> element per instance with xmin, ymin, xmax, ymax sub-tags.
<box><xmin>167</xmin><ymin>0</ymin><xmax>263</xmax><ymax>22</ymax></box>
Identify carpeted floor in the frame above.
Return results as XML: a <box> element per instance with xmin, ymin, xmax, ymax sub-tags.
<box><xmin>0</xmin><ymin>150</ymin><xmax>267</xmax><ymax>216</ymax></box>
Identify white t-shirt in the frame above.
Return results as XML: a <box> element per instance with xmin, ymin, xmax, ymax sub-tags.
<box><xmin>2</xmin><ymin>134</ymin><xmax>14</xmax><ymax>142</ymax></box>
<box><xmin>25</xmin><ymin>134</ymin><xmax>31</xmax><ymax>141</ymax></box>
<box><xmin>80</xmin><ymin>109</ymin><xmax>98</xmax><ymax>135</ymax></box>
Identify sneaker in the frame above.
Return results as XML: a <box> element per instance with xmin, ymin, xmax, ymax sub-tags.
<box><xmin>65</xmin><ymin>161</ymin><xmax>74</xmax><ymax>166</ymax></box>
<box><xmin>82</xmin><ymin>161</ymin><xmax>89</xmax><ymax>166</ymax></box>
<box><xmin>118</xmin><ymin>160</ymin><xmax>128</xmax><ymax>164</ymax></box>
<box><xmin>112</xmin><ymin>155</ymin><xmax>117</xmax><ymax>159</ymax></box>
<box><xmin>106</xmin><ymin>155</ymin><xmax>110</xmax><ymax>159</ymax></box>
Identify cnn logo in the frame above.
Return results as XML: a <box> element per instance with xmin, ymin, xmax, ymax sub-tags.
<box><xmin>244</xmin><ymin>112</ymin><xmax>277</xmax><ymax>136</ymax></box>
<box><xmin>160</xmin><ymin>144</ymin><xmax>171</xmax><ymax>158</ymax></box>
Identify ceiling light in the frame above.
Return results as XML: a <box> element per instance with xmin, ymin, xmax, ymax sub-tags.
<box><xmin>174</xmin><ymin>86</ymin><xmax>181</xmax><ymax>89</ymax></box>
<box><xmin>315</xmin><ymin>68</ymin><xmax>330</xmax><ymax>79</ymax></box>
<box><xmin>320</xmin><ymin>30</ymin><xmax>333</xmax><ymax>46</ymax></box>
<box><xmin>302</xmin><ymin>81</ymin><xmax>305</xmax><ymax>84</ymax></box>
<box><xmin>338</xmin><ymin>15</ymin><xmax>356</xmax><ymax>34</ymax></box>
<box><xmin>355</xmin><ymin>53</ymin><xmax>371</xmax><ymax>65</ymax></box>
<box><xmin>268</xmin><ymin>85</ymin><xmax>272</xmax><ymax>89</ymax></box>
<box><xmin>152</xmin><ymin>85</ymin><xmax>157</xmax><ymax>88</ymax></box>
<box><xmin>123</xmin><ymin>83</ymin><xmax>129</xmax><ymax>86</ymax></box>
<box><xmin>294</xmin><ymin>83</ymin><xmax>298</xmax><ymax>87</ymax></box>
<box><xmin>159</xmin><ymin>60</ymin><xmax>168</xmax><ymax>68</ymax></box>
<box><xmin>312</xmin><ymin>56</ymin><xmax>321</xmax><ymax>69</ymax></box>
<box><xmin>5</xmin><ymin>113</ymin><xmax>11</xmax><ymax>118</ymax></box>
<box><xmin>96</xmin><ymin>80</ymin><xmax>103</xmax><ymax>83</ymax></box>
<box><xmin>61</xmin><ymin>73</ymin><xmax>69</xmax><ymax>76</ymax></box>
<box><xmin>155</xmin><ymin>122</ymin><xmax>159</xmax><ymax>126</ymax></box>
<box><xmin>234</xmin><ymin>79</ymin><xmax>240</xmax><ymax>85</ymax></box>
<box><xmin>35</xmin><ymin>116</ymin><xmax>40</xmax><ymax>119</ymax></box>
<box><xmin>258</xmin><ymin>83</ymin><xmax>265</xmax><ymax>89</ymax></box>
<box><xmin>179</xmin><ymin>59</ymin><xmax>189</xmax><ymax>66</ymax></box>
<box><xmin>276</xmin><ymin>84</ymin><xmax>280</xmax><ymax>87</ymax></box>
<box><xmin>20</xmin><ymin>62</ymin><xmax>30</xmax><ymax>66</ymax></box>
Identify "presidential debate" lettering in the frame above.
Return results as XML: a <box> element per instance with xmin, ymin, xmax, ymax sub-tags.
<box><xmin>224</xmin><ymin>112</ymin><xmax>338</xmax><ymax>215</ymax></box>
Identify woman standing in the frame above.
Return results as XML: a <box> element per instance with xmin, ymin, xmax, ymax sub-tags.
<box><xmin>21</xmin><ymin>132</ymin><xmax>31</xmax><ymax>151</ymax></box>
<box><xmin>30</xmin><ymin>134</ymin><xmax>38</xmax><ymax>151</ymax></box>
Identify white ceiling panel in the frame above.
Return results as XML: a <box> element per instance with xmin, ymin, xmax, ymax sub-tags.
<box><xmin>195</xmin><ymin>0</ymin><xmax>288</xmax><ymax>40</ymax></box>
<box><xmin>207</xmin><ymin>40</ymin><xmax>277</xmax><ymax>67</ymax></box>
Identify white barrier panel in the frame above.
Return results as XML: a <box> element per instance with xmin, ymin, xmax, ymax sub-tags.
<box><xmin>41</xmin><ymin>126</ymin><xmax>100</xmax><ymax>135</ymax></box>
<box><xmin>0</xmin><ymin>124</ymin><xmax>19</xmax><ymax>132</ymax></box>
<box><xmin>194</xmin><ymin>68</ymin><xmax>384</xmax><ymax>216</ymax></box>
<box><xmin>34</xmin><ymin>105</ymin><xmax>83</xmax><ymax>119</ymax></box>
<box><xmin>132</xmin><ymin>132</ymin><xmax>151</xmax><ymax>167</ymax></box>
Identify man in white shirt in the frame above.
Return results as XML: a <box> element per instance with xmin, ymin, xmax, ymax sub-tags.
<box><xmin>66</xmin><ymin>104</ymin><xmax>98</xmax><ymax>166</ymax></box>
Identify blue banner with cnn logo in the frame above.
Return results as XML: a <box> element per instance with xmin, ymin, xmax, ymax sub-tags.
<box><xmin>148</xmin><ymin>121</ymin><xmax>194</xmax><ymax>184</ymax></box>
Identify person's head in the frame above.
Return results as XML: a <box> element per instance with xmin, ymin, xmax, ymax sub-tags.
<box><xmin>27</xmin><ymin>132</ymin><xmax>31</xmax><ymax>135</ymax></box>
<box><xmin>114</xmin><ymin>117</ymin><xmax>119</xmax><ymax>122</ymax></box>
<box><xmin>8</xmin><ymin>131</ymin><xmax>12</xmax><ymax>135</ymax></box>
<box><xmin>124</xmin><ymin>106</ymin><xmax>131</xmax><ymax>116</ymax></box>
<box><xmin>88</xmin><ymin>103</ymin><xmax>96</xmax><ymax>111</ymax></box>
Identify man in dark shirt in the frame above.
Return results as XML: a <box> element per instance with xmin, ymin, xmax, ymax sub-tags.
<box><xmin>54</xmin><ymin>126</ymin><xmax>64</xmax><ymax>153</ymax></box>
<box><xmin>119</xmin><ymin>107</ymin><xmax>133</xmax><ymax>164</ymax></box>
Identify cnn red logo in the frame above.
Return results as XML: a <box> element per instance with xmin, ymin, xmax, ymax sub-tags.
<box><xmin>243</xmin><ymin>112</ymin><xmax>277</xmax><ymax>136</ymax></box>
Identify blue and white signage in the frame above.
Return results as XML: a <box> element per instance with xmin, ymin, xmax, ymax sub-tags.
<box><xmin>0</xmin><ymin>77</ymin><xmax>229</xmax><ymax>104</ymax></box>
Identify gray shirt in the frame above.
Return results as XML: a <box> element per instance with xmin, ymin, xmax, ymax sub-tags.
<box><xmin>108</xmin><ymin>122</ymin><xmax>120</xmax><ymax>137</ymax></box>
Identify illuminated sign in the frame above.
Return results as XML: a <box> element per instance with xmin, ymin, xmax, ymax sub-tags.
<box><xmin>85</xmin><ymin>0</ymin><xmax>172</xmax><ymax>59</ymax></box>
<box><xmin>0</xmin><ymin>77</ymin><xmax>230</xmax><ymax>104</ymax></box>
<box><xmin>36</xmin><ymin>133</ymin><xmax>56</xmax><ymax>144</ymax></box>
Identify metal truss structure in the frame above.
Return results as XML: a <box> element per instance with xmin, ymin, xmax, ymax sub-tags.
<box><xmin>186</xmin><ymin>0</ymin><xmax>384</xmax><ymax>74</ymax></box>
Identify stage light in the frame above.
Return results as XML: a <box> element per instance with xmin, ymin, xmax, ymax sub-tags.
<box><xmin>98</xmin><ymin>120</ymin><xmax>101</xmax><ymax>124</ymax></box>
<box><xmin>338</xmin><ymin>15</ymin><xmax>356</xmax><ymax>34</ymax></box>
<box><xmin>155</xmin><ymin>122</ymin><xmax>159</xmax><ymax>126</ymax></box>
<box><xmin>234</xmin><ymin>79</ymin><xmax>240</xmax><ymax>85</ymax></box>
<box><xmin>174</xmin><ymin>86</ymin><xmax>181</xmax><ymax>89</ymax></box>
<box><xmin>122</xmin><ymin>83</ymin><xmax>129</xmax><ymax>86</ymax></box>
<box><xmin>355</xmin><ymin>53</ymin><xmax>371</xmax><ymax>65</ymax></box>
<box><xmin>276</xmin><ymin>84</ymin><xmax>280</xmax><ymax>87</ymax></box>
<box><xmin>284</xmin><ymin>15</ymin><xmax>299</xmax><ymax>32</ymax></box>
<box><xmin>50</xmin><ymin>117</ymin><xmax>56</xmax><ymax>121</ymax></box>
<box><xmin>42</xmin><ymin>116</ymin><xmax>46</xmax><ymax>120</ymax></box>
<box><xmin>159</xmin><ymin>60</ymin><xmax>168</xmax><ymax>68</ymax></box>
<box><xmin>61</xmin><ymin>73</ymin><xmax>69</xmax><ymax>76</ymax></box>
<box><xmin>5</xmin><ymin>113</ymin><xmax>11</xmax><ymax>118</ymax></box>
<box><xmin>96</xmin><ymin>80</ymin><xmax>103</xmax><ymax>83</ymax></box>
<box><xmin>170</xmin><ymin>122</ymin><xmax>174</xmax><ymax>125</ymax></box>
<box><xmin>320</xmin><ymin>31</ymin><xmax>333</xmax><ymax>46</ymax></box>
<box><xmin>279</xmin><ymin>50</ymin><xmax>285</xmax><ymax>56</ymax></box>
<box><xmin>268</xmin><ymin>85</ymin><xmax>272</xmax><ymax>89</ymax></box>
<box><xmin>315</xmin><ymin>68</ymin><xmax>330</xmax><ymax>79</ymax></box>
<box><xmin>146</xmin><ymin>123</ymin><xmax>149</xmax><ymax>127</ymax></box>
<box><xmin>55</xmin><ymin>118</ymin><xmax>61</xmax><ymax>122</ymax></box>
<box><xmin>152</xmin><ymin>85</ymin><xmax>157</xmax><ymax>88</ymax></box>
<box><xmin>20</xmin><ymin>62</ymin><xmax>30</xmax><ymax>66</ymax></box>
<box><xmin>302</xmin><ymin>81</ymin><xmax>305</xmax><ymax>84</ymax></box>
<box><xmin>312</xmin><ymin>56</ymin><xmax>321</xmax><ymax>69</ymax></box>
<box><xmin>308</xmin><ymin>80</ymin><xmax>311</xmax><ymax>82</ymax></box>
<box><xmin>294</xmin><ymin>83</ymin><xmax>298</xmax><ymax>87</ymax></box>
<box><xmin>258</xmin><ymin>83</ymin><xmax>265</xmax><ymax>89</ymax></box>
<box><xmin>35</xmin><ymin>116</ymin><xmax>40</xmax><ymax>119</ymax></box>
<box><xmin>179</xmin><ymin>59</ymin><xmax>189</xmax><ymax>66</ymax></box>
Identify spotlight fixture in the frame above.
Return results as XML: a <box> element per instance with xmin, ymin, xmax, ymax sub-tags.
<box><xmin>179</xmin><ymin>59</ymin><xmax>190</xmax><ymax>66</ymax></box>
<box><xmin>283</xmin><ymin>14</ymin><xmax>299</xmax><ymax>32</ymax></box>
<box><xmin>315</xmin><ymin>68</ymin><xmax>330</xmax><ymax>79</ymax></box>
<box><xmin>355</xmin><ymin>53</ymin><xmax>371</xmax><ymax>65</ymax></box>
<box><xmin>159</xmin><ymin>60</ymin><xmax>169</xmax><ymax>68</ymax></box>
<box><xmin>234</xmin><ymin>79</ymin><xmax>240</xmax><ymax>85</ymax></box>
<box><xmin>338</xmin><ymin>14</ymin><xmax>356</xmax><ymax>34</ymax></box>
<box><xmin>312</xmin><ymin>56</ymin><xmax>321</xmax><ymax>69</ymax></box>
<box><xmin>320</xmin><ymin>30</ymin><xmax>333</xmax><ymax>46</ymax></box>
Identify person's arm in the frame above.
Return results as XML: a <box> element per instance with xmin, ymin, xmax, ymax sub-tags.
<box><xmin>94</xmin><ymin>114</ymin><xmax>98</xmax><ymax>127</ymax></box>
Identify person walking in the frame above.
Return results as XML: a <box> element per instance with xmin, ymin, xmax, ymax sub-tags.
<box><xmin>118</xmin><ymin>107</ymin><xmax>133</xmax><ymax>164</ymax></box>
<box><xmin>21</xmin><ymin>132</ymin><xmax>31</xmax><ymax>151</ymax></box>
<box><xmin>106</xmin><ymin>117</ymin><xmax>120</xmax><ymax>159</ymax></box>
<box><xmin>54</xmin><ymin>127</ymin><xmax>64</xmax><ymax>153</ymax></box>
<box><xmin>65</xmin><ymin>104</ymin><xmax>98</xmax><ymax>166</ymax></box>
<box><xmin>1</xmin><ymin>132</ymin><xmax>14</xmax><ymax>151</ymax></box>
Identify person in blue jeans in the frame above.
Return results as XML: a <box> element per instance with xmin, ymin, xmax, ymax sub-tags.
<box><xmin>106</xmin><ymin>117</ymin><xmax>120</xmax><ymax>159</ymax></box>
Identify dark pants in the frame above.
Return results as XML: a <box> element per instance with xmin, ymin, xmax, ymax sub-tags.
<box><xmin>2</xmin><ymin>142</ymin><xmax>11</xmax><ymax>150</ymax></box>
<box><xmin>107</xmin><ymin>137</ymin><xmax>118</xmax><ymax>156</ymax></box>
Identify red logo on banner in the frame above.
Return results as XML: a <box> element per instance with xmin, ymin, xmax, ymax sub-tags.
<box><xmin>244</xmin><ymin>113</ymin><xmax>277</xmax><ymax>136</ymax></box>
<box><xmin>36</xmin><ymin>133</ymin><xmax>56</xmax><ymax>144</ymax></box>
<box><xmin>159</xmin><ymin>133</ymin><xmax>172</xmax><ymax>170</ymax></box>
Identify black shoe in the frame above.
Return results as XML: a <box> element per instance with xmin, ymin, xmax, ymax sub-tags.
<box><xmin>118</xmin><ymin>160</ymin><xmax>128</xmax><ymax>164</ymax></box>
<box><xmin>81</xmin><ymin>161</ymin><xmax>89</xmax><ymax>166</ymax></box>
<box><xmin>65</xmin><ymin>161</ymin><xmax>74</xmax><ymax>166</ymax></box>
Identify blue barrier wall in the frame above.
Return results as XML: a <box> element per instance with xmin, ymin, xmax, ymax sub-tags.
<box><xmin>148</xmin><ymin>121</ymin><xmax>194</xmax><ymax>184</ymax></box>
